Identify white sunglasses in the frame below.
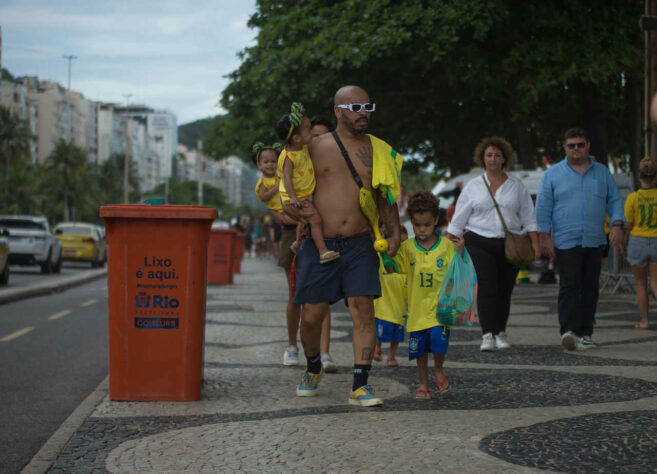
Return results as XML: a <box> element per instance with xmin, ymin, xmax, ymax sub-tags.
<box><xmin>337</xmin><ymin>102</ymin><xmax>376</xmax><ymax>113</ymax></box>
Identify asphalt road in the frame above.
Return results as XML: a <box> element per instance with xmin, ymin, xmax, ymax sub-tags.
<box><xmin>0</xmin><ymin>276</ymin><xmax>108</xmax><ymax>474</ymax></box>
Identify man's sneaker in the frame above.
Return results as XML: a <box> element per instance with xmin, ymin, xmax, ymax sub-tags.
<box><xmin>577</xmin><ymin>336</ymin><xmax>597</xmax><ymax>350</ymax></box>
<box><xmin>561</xmin><ymin>331</ymin><xmax>577</xmax><ymax>351</ymax></box>
<box><xmin>480</xmin><ymin>332</ymin><xmax>495</xmax><ymax>351</ymax></box>
<box><xmin>349</xmin><ymin>384</ymin><xmax>383</xmax><ymax>407</ymax></box>
<box><xmin>495</xmin><ymin>331</ymin><xmax>511</xmax><ymax>350</ymax></box>
<box><xmin>321</xmin><ymin>353</ymin><xmax>338</xmax><ymax>373</ymax></box>
<box><xmin>296</xmin><ymin>369</ymin><xmax>323</xmax><ymax>397</ymax></box>
<box><xmin>283</xmin><ymin>345</ymin><xmax>299</xmax><ymax>366</ymax></box>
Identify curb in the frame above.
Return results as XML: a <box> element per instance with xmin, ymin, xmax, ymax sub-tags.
<box><xmin>0</xmin><ymin>268</ymin><xmax>108</xmax><ymax>306</ymax></box>
<box><xmin>21</xmin><ymin>376</ymin><xmax>109</xmax><ymax>474</ymax></box>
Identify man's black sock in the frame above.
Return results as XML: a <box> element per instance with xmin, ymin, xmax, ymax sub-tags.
<box><xmin>352</xmin><ymin>364</ymin><xmax>371</xmax><ymax>391</ymax></box>
<box><xmin>306</xmin><ymin>353</ymin><xmax>322</xmax><ymax>374</ymax></box>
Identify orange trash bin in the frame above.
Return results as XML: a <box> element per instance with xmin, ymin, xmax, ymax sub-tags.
<box><xmin>100</xmin><ymin>204</ymin><xmax>217</xmax><ymax>401</ymax></box>
<box><xmin>233</xmin><ymin>231</ymin><xmax>244</xmax><ymax>273</ymax></box>
<box><xmin>207</xmin><ymin>228</ymin><xmax>236</xmax><ymax>284</ymax></box>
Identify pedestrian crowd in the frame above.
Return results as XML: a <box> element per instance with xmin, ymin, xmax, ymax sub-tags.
<box><xmin>244</xmin><ymin>83</ymin><xmax>652</xmax><ymax>407</ymax></box>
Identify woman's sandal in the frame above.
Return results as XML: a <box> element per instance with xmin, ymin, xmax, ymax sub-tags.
<box><xmin>635</xmin><ymin>322</ymin><xmax>651</xmax><ymax>330</ymax></box>
<box><xmin>436</xmin><ymin>375</ymin><xmax>450</xmax><ymax>393</ymax></box>
<box><xmin>319</xmin><ymin>250</ymin><xmax>340</xmax><ymax>264</ymax></box>
<box><xmin>386</xmin><ymin>357</ymin><xmax>399</xmax><ymax>367</ymax></box>
<box><xmin>415</xmin><ymin>388</ymin><xmax>431</xmax><ymax>400</ymax></box>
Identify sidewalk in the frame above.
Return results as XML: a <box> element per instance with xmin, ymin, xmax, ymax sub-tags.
<box><xmin>44</xmin><ymin>257</ymin><xmax>657</xmax><ymax>473</ymax></box>
<box><xmin>0</xmin><ymin>267</ymin><xmax>107</xmax><ymax>305</ymax></box>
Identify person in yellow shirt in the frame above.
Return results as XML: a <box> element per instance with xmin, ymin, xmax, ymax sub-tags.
<box><xmin>275</xmin><ymin>102</ymin><xmax>339</xmax><ymax>264</ymax></box>
<box><xmin>392</xmin><ymin>191</ymin><xmax>464</xmax><ymax>399</ymax></box>
<box><xmin>374</xmin><ymin>226</ymin><xmax>408</xmax><ymax>367</ymax></box>
<box><xmin>253</xmin><ymin>142</ymin><xmax>284</xmax><ymax>212</ymax></box>
<box><xmin>624</xmin><ymin>157</ymin><xmax>657</xmax><ymax>330</ymax></box>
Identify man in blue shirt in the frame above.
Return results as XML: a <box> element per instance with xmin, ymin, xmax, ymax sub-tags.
<box><xmin>535</xmin><ymin>128</ymin><xmax>624</xmax><ymax>351</ymax></box>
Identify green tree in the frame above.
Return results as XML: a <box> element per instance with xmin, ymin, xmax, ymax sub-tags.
<box><xmin>206</xmin><ymin>0</ymin><xmax>643</xmax><ymax>174</ymax></box>
<box><xmin>0</xmin><ymin>106</ymin><xmax>33</xmax><ymax>210</ymax></box>
<box><xmin>42</xmin><ymin>139</ymin><xmax>90</xmax><ymax>222</ymax></box>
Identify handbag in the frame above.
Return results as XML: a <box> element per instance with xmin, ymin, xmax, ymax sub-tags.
<box><xmin>482</xmin><ymin>176</ymin><xmax>534</xmax><ymax>267</ymax></box>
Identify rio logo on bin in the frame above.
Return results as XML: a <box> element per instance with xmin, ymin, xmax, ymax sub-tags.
<box><xmin>135</xmin><ymin>291</ymin><xmax>180</xmax><ymax>309</ymax></box>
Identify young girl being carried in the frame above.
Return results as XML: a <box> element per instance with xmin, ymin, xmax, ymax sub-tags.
<box><xmin>275</xmin><ymin>102</ymin><xmax>339</xmax><ymax>264</ymax></box>
<box><xmin>252</xmin><ymin>142</ymin><xmax>284</xmax><ymax>213</ymax></box>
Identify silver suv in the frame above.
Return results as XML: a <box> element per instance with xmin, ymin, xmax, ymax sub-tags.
<box><xmin>0</xmin><ymin>215</ymin><xmax>62</xmax><ymax>273</ymax></box>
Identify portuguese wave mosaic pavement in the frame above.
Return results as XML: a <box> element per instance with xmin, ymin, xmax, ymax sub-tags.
<box><xmin>49</xmin><ymin>258</ymin><xmax>657</xmax><ymax>473</ymax></box>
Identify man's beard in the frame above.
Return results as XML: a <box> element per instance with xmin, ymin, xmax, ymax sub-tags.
<box><xmin>346</xmin><ymin>116</ymin><xmax>368</xmax><ymax>135</ymax></box>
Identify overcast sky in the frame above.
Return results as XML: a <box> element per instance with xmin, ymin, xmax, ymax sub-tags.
<box><xmin>1</xmin><ymin>0</ymin><xmax>257</xmax><ymax>124</ymax></box>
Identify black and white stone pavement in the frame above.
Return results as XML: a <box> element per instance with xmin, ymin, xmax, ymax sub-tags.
<box><xmin>48</xmin><ymin>258</ymin><xmax>657</xmax><ymax>473</ymax></box>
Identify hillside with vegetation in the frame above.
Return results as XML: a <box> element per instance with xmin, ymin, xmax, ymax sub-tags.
<box><xmin>178</xmin><ymin>115</ymin><xmax>224</xmax><ymax>150</ymax></box>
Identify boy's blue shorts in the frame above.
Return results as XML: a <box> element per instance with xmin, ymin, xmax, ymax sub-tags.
<box><xmin>375</xmin><ymin>318</ymin><xmax>405</xmax><ymax>343</ymax></box>
<box><xmin>408</xmin><ymin>325</ymin><xmax>450</xmax><ymax>360</ymax></box>
<box><xmin>294</xmin><ymin>233</ymin><xmax>380</xmax><ymax>304</ymax></box>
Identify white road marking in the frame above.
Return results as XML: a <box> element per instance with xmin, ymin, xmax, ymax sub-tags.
<box><xmin>49</xmin><ymin>310</ymin><xmax>72</xmax><ymax>320</ymax></box>
<box><xmin>80</xmin><ymin>299</ymin><xmax>97</xmax><ymax>307</ymax></box>
<box><xmin>0</xmin><ymin>327</ymin><xmax>34</xmax><ymax>342</ymax></box>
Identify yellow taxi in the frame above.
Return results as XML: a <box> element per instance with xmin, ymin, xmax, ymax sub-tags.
<box><xmin>54</xmin><ymin>222</ymin><xmax>106</xmax><ymax>268</ymax></box>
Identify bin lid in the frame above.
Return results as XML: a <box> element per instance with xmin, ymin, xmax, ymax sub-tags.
<box><xmin>210</xmin><ymin>228</ymin><xmax>237</xmax><ymax>234</ymax></box>
<box><xmin>100</xmin><ymin>204</ymin><xmax>218</xmax><ymax>220</ymax></box>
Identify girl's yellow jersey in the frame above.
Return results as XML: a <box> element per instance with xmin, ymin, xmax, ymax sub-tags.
<box><xmin>255</xmin><ymin>175</ymin><xmax>282</xmax><ymax>212</ymax></box>
<box><xmin>277</xmin><ymin>145</ymin><xmax>316</xmax><ymax>204</ymax></box>
<box><xmin>373</xmin><ymin>255</ymin><xmax>407</xmax><ymax>326</ymax></box>
<box><xmin>624</xmin><ymin>188</ymin><xmax>657</xmax><ymax>237</ymax></box>
<box><xmin>394</xmin><ymin>236</ymin><xmax>456</xmax><ymax>332</ymax></box>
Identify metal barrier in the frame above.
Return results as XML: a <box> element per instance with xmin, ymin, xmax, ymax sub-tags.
<box><xmin>599</xmin><ymin>248</ymin><xmax>635</xmax><ymax>294</ymax></box>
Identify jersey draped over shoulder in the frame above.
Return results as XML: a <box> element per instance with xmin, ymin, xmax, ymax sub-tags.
<box><xmin>277</xmin><ymin>145</ymin><xmax>315</xmax><ymax>204</ymax></box>
<box><xmin>368</xmin><ymin>134</ymin><xmax>403</xmax><ymax>206</ymax></box>
<box><xmin>255</xmin><ymin>176</ymin><xmax>282</xmax><ymax>212</ymax></box>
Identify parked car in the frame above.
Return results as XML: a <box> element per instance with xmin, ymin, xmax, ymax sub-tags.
<box><xmin>54</xmin><ymin>222</ymin><xmax>106</xmax><ymax>267</ymax></box>
<box><xmin>0</xmin><ymin>227</ymin><xmax>10</xmax><ymax>284</ymax></box>
<box><xmin>0</xmin><ymin>215</ymin><xmax>62</xmax><ymax>273</ymax></box>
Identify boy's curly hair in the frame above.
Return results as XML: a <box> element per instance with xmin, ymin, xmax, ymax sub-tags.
<box><xmin>407</xmin><ymin>191</ymin><xmax>440</xmax><ymax>219</ymax></box>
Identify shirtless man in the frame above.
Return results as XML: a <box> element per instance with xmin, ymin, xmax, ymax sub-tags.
<box><xmin>284</xmin><ymin>85</ymin><xmax>401</xmax><ymax>406</ymax></box>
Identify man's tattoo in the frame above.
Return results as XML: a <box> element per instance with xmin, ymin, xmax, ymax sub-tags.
<box><xmin>361</xmin><ymin>347</ymin><xmax>373</xmax><ymax>360</ymax></box>
<box><xmin>355</xmin><ymin>144</ymin><xmax>373</xmax><ymax>168</ymax></box>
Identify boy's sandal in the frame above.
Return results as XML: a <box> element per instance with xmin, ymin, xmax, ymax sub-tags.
<box><xmin>436</xmin><ymin>375</ymin><xmax>450</xmax><ymax>393</ymax></box>
<box><xmin>319</xmin><ymin>250</ymin><xmax>340</xmax><ymax>264</ymax></box>
<box><xmin>635</xmin><ymin>322</ymin><xmax>651</xmax><ymax>330</ymax></box>
<box><xmin>415</xmin><ymin>388</ymin><xmax>431</xmax><ymax>400</ymax></box>
<box><xmin>386</xmin><ymin>357</ymin><xmax>399</xmax><ymax>367</ymax></box>
<box><xmin>373</xmin><ymin>348</ymin><xmax>383</xmax><ymax>362</ymax></box>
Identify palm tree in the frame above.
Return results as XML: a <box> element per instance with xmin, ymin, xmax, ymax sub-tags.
<box><xmin>0</xmin><ymin>106</ymin><xmax>33</xmax><ymax>211</ymax></box>
<box><xmin>42</xmin><ymin>139</ymin><xmax>89</xmax><ymax>222</ymax></box>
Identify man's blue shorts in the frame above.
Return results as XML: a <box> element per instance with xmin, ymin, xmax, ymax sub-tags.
<box><xmin>294</xmin><ymin>233</ymin><xmax>381</xmax><ymax>304</ymax></box>
<box><xmin>375</xmin><ymin>318</ymin><xmax>405</xmax><ymax>343</ymax></box>
<box><xmin>408</xmin><ymin>325</ymin><xmax>450</xmax><ymax>360</ymax></box>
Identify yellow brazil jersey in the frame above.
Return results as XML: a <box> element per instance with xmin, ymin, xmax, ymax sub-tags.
<box><xmin>373</xmin><ymin>255</ymin><xmax>407</xmax><ymax>326</ymax></box>
<box><xmin>625</xmin><ymin>188</ymin><xmax>657</xmax><ymax>237</ymax></box>
<box><xmin>255</xmin><ymin>176</ymin><xmax>282</xmax><ymax>212</ymax></box>
<box><xmin>277</xmin><ymin>145</ymin><xmax>316</xmax><ymax>204</ymax></box>
<box><xmin>393</xmin><ymin>235</ymin><xmax>456</xmax><ymax>332</ymax></box>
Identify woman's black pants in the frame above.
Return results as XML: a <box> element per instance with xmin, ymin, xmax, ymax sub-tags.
<box><xmin>464</xmin><ymin>231</ymin><xmax>519</xmax><ymax>335</ymax></box>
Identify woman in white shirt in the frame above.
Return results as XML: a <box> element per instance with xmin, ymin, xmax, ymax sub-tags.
<box><xmin>447</xmin><ymin>137</ymin><xmax>540</xmax><ymax>351</ymax></box>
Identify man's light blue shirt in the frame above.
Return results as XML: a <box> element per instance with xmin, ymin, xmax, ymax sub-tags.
<box><xmin>535</xmin><ymin>158</ymin><xmax>624</xmax><ymax>250</ymax></box>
